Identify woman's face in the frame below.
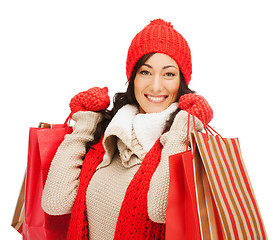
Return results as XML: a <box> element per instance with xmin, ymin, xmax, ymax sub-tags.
<box><xmin>134</xmin><ymin>53</ymin><xmax>180</xmax><ymax>113</ymax></box>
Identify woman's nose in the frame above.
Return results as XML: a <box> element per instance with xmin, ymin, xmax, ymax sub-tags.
<box><xmin>151</xmin><ymin>75</ymin><xmax>162</xmax><ymax>92</ymax></box>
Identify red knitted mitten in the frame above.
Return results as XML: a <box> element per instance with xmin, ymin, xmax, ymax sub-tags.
<box><xmin>178</xmin><ymin>93</ymin><xmax>213</xmax><ymax>124</ymax></box>
<box><xmin>69</xmin><ymin>87</ymin><xmax>110</xmax><ymax>114</ymax></box>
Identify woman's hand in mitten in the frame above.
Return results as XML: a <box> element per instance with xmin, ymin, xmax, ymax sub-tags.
<box><xmin>69</xmin><ymin>87</ymin><xmax>110</xmax><ymax>114</ymax></box>
<box><xmin>178</xmin><ymin>93</ymin><xmax>213</xmax><ymax>124</ymax></box>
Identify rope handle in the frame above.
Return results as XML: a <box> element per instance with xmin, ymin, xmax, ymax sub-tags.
<box><xmin>185</xmin><ymin>106</ymin><xmax>226</xmax><ymax>151</ymax></box>
<box><xmin>206</xmin><ymin>124</ymin><xmax>225</xmax><ymax>141</ymax></box>
<box><xmin>196</xmin><ymin>105</ymin><xmax>225</xmax><ymax>143</ymax></box>
<box><xmin>185</xmin><ymin>112</ymin><xmax>197</xmax><ymax>152</ymax></box>
<box><xmin>63</xmin><ymin>112</ymin><xmax>73</xmax><ymax>128</ymax></box>
<box><xmin>63</xmin><ymin>106</ymin><xmax>86</xmax><ymax>128</ymax></box>
<box><xmin>185</xmin><ymin>113</ymin><xmax>197</xmax><ymax>159</ymax></box>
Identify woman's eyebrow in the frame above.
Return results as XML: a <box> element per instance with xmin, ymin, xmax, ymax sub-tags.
<box><xmin>141</xmin><ymin>64</ymin><xmax>177</xmax><ymax>69</ymax></box>
<box><xmin>142</xmin><ymin>63</ymin><xmax>152</xmax><ymax>68</ymax></box>
<box><xmin>162</xmin><ymin>65</ymin><xmax>177</xmax><ymax>70</ymax></box>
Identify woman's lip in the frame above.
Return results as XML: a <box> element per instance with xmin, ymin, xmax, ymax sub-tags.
<box><xmin>145</xmin><ymin>94</ymin><xmax>168</xmax><ymax>103</ymax></box>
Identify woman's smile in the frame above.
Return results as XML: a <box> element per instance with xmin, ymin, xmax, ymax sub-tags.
<box><xmin>145</xmin><ymin>94</ymin><xmax>168</xmax><ymax>103</ymax></box>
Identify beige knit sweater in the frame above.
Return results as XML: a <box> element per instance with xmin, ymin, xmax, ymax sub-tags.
<box><xmin>42</xmin><ymin>103</ymin><xmax>203</xmax><ymax>240</ymax></box>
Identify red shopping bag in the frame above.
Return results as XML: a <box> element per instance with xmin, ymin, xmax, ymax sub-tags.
<box><xmin>166</xmin><ymin>114</ymin><xmax>267</xmax><ymax>239</ymax></box>
<box><xmin>22</xmin><ymin>122</ymin><xmax>72</xmax><ymax>240</ymax></box>
<box><xmin>166</xmin><ymin>147</ymin><xmax>224</xmax><ymax>239</ymax></box>
<box><xmin>166</xmin><ymin>134</ymin><xmax>267</xmax><ymax>239</ymax></box>
<box><xmin>165</xmin><ymin>151</ymin><xmax>202</xmax><ymax>240</ymax></box>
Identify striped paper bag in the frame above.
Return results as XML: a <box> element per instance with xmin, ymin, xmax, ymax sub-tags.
<box><xmin>192</xmin><ymin>131</ymin><xmax>267</xmax><ymax>240</ymax></box>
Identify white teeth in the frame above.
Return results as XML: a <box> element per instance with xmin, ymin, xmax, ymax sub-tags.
<box><xmin>146</xmin><ymin>95</ymin><xmax>166</xmax><ymax>102</ymax></box>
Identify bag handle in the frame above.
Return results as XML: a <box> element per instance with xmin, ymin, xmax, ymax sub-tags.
<box><xmin>63</xmin><ymin>107</ymin><xmax>86</xmax><ymax>128</ymax></box>
<box><xmin>63</xmin><ymin>114</ymin><xmax>72</xmax><ymax>128</ymax></box>
<box><xmin>185</xmin><ymin>107</ymin><xmax>226</xmax><ymax>150</ymax></box>
<box><xmin>185</xmin><ymin>112</ymin><xmax>197</xmax><ymax>157</ymax></box>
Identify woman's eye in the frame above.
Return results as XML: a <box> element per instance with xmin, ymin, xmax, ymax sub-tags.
<box><xmin>140</xmin><ymin>70</ymin><xmax>150</xmax><ymax>75</ymax></box>
<box><xmin>165</xmin><ymin>72</ymin><xmax>175</xmax><ymax>77</ymax></box>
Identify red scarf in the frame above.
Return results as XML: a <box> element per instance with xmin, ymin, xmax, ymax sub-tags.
<box><xmin>67</xmin><ymin>137</ymin><xmax>165</xmax><ymax>240</ymax></box>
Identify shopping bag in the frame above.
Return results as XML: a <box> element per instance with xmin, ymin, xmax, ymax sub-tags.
<box><xmin>166</xmin><ymin>113</ymin><xmax>221</xmax><ymax>239</ymax></box>
<box><xmin>166</xmin><ymin>129</ymin><xmax>268</xmax><ymax>240</ymax></box>
<box><xmin>22</xmin><ymin>122</ymin><xmax>72</xmax><ymax>240</ymax></box>
<box><xmin>165</xmin><ymin>151</ymin><xmax>202</xmax><ymax>240</ymax></box>
<box><xmin>11</xmin><ymin>172</ymin><xmax>26</xmax><ymax>234</ymax></box>
<box><xmin>192</xmin><ymin>131</ymin><xmax>267</xmax><ymax>239</ymax></box>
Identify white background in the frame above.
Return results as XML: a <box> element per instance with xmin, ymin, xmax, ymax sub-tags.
<box><xmin>1</xmin><ymin>0</ymin><xmax>275</xmax><ymax>239</ymax></box>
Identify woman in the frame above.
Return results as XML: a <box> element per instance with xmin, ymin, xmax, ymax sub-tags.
<box><xmin>42</xmin><ymin>19</ymin><xmax>213</xmax><ymax>240</ymax></box>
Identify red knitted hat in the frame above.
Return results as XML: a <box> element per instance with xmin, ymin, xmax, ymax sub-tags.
<box><xmin>126</xmin><ymin>19</ymin><xmax>192</xmax><ymax>85</ymax></box>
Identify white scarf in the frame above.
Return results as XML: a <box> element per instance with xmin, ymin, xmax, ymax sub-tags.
<box><xmin>99</xmin><ymin>103</ymin><xmax>178</xmax><ymax>169</ymax></box>
<box><xmin>133</xmin><ymin>103</ymin><xmax>178</xmax><ymax>152</ymax></box>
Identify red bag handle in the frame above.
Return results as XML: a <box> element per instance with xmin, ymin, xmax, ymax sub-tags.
<box><xmin>63</xmin><ymin>107</ymin><xmax>88</xmax><ymax>128</ymax></box>
<box><xmin>185</xmin><ymin>107</ymin><xmax>226</xmax><ymax>151</ymax></box>
<box><xmin>185</xmin><ymin>113</ymin><xmax>197</xmax><ymax>157</ymax></box>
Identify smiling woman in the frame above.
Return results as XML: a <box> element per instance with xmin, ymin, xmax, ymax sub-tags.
<box><xmin>41</xmin><ymin>19</ymin><xmax>213</xmax><ymax>240</ymax></box>
<box><xmin>134</xmin><ymin>53</ymin><xmax>181</xmax><ymax>113</ymax></box>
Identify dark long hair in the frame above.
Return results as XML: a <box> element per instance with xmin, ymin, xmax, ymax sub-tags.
<box><xmin>86</xmin><ymin>52</ymin><xmax>195</xmax><ymax>151</ymax></box>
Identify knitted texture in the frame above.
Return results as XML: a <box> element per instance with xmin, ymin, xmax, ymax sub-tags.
<box><xmin>69</xmin><ymin>87</ymin><xmax>110</xmax><ymax>114</ymax></box>
<box><xmin>126</xmin><ymin>19</ymin><xmax>192</xmax><ymax>86</ymax></box>
<box><xmin>178</xmin><ymin>93</ymin><xmax>213</xmax><ymax>124</ymax></box>
<box><xmin>67</xmin><ymin>137</ymin><xmax>165</xmax><ymax>240</ymax></box>
<box><xmin>114</xmin><ymin>139</ymin><xmax>165</xmax><ymax>239</ymax></box>
<box><xmin>67</xmin><ymin>137</ymin><xmax>105</xmax><ymax>240</ymax></box>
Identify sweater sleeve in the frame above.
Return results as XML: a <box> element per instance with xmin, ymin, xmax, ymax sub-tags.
<box><xmin>147</xmin><ymin>110</ymin><xmax>203</xmax><ymax>223</ymax></box>
<box><xmin>41</xmin><ymin>111</ymin><xmax>102</xmax><ymax>215</ymax></box>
